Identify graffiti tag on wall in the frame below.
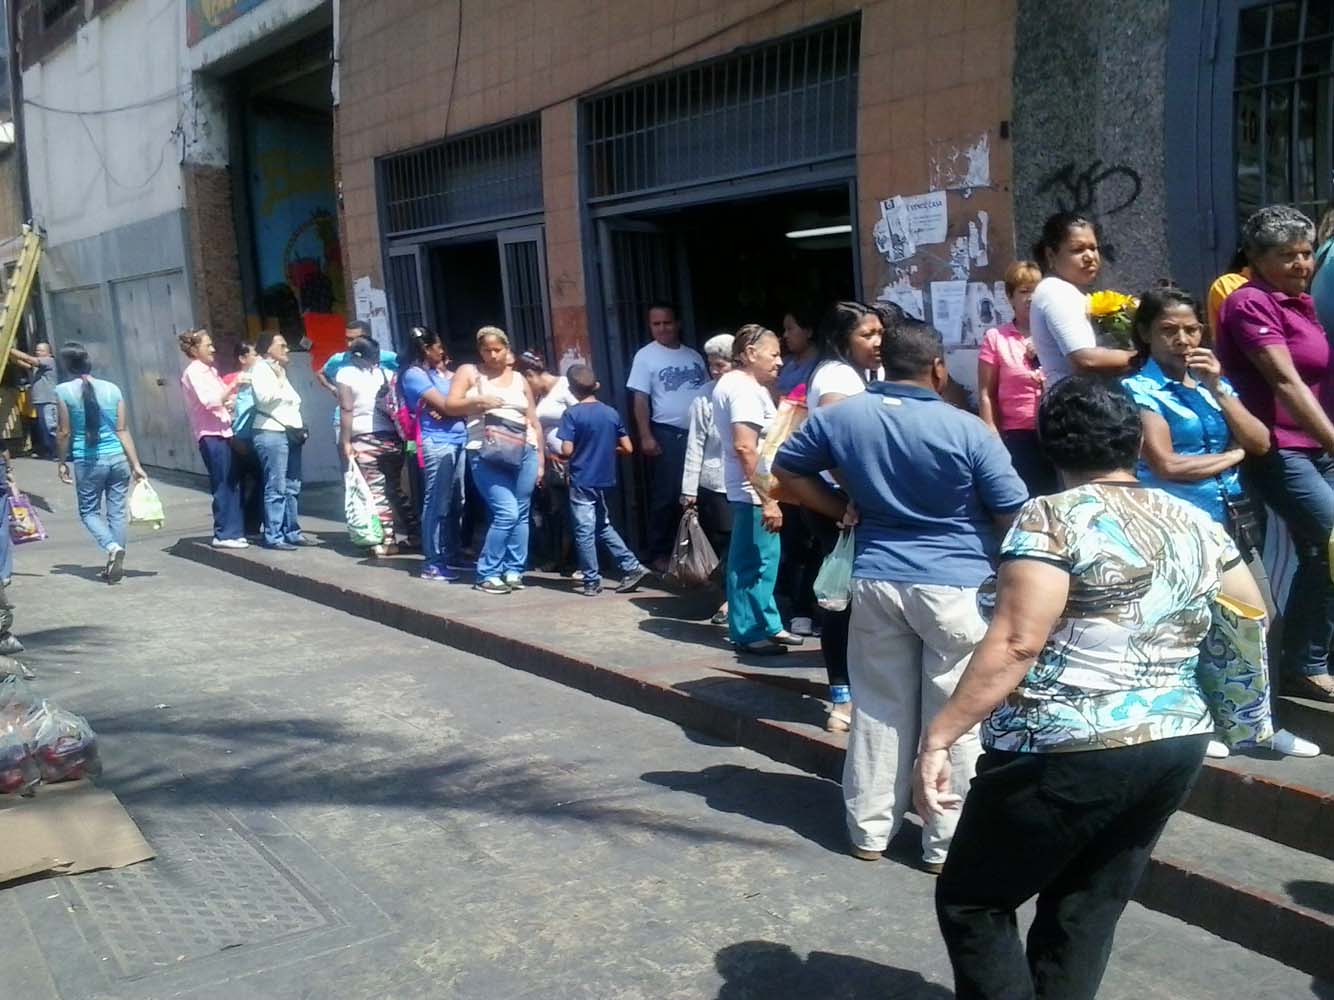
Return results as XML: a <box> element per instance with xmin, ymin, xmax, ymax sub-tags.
<box><xmin>1037</xmin><ymin>161</ymin><xmax>1143</xmax><ymax>261</ymax></box>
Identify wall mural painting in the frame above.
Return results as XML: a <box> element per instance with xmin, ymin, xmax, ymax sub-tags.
<box><xmin>187</xmin><ymin>0</ymin><xmax>273</xmax><ymax>45</ymax></box>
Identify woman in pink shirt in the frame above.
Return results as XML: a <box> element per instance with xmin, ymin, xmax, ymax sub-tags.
<box><xmin>977</xmin><ymin>260</ymin><xmax>1056</xmax><ymax>495</ymax></box>
<box><xmin>179</xmin><ymin>329</ymin><xmax>247</xmax><ymax>548</ymax></box>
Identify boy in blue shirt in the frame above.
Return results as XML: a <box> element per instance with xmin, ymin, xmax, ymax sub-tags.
<box><xmin>558</xmin><ymin>365</ymin><xmax>649</xmax><ymax>597</ymax></box>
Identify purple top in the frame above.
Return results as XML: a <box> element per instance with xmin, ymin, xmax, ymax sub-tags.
<box><xmin>1216</xmin><ymin>279</ymin><xmax>1334</xmax><ymax>451</ymax></box>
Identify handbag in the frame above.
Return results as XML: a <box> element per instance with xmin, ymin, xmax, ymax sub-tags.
<box><xmin>667</xmin><ymin>508</ymin><xmax>719</xmax><ymax>587</ymax></box>
<box><xmin>1197</xmin><ymin>593</ymin><xmax>1274</xmax><ymax>748</ymax></box>
<box><xmin>479</xmin><ymin>412</ymin><xmax>528</xmax><ymax>468</ymax></box>
<box><xmin>6</xmin><ymin>492</ymin><xmax>46</xmax><ymax>544</ymax></box>
<box><xmin>254</xmin><ymin>407</ymin><xmax>309</xmax><ymax>447</ymax></box>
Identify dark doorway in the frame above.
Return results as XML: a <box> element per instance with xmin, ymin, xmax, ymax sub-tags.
<box><xmin>429</xmin><ymin>240</ymin><xmax>506</xmax><ymax>365</ymax></box>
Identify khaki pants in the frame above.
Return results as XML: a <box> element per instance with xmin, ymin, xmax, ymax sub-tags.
<box><xmin>844</xmin><ymin>578</ymin><xmax>986</xmax><ymax>864</ymax></box>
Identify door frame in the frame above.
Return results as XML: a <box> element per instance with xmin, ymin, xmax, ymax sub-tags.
<box><xmin>497</xmin><ymin>224</ymin><xmax>555</xmax><ymax>362</ymax></box>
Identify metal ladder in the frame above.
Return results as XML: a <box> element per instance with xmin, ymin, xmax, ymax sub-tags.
<box><xmin>0</xmin><ymin>224</ymin><xmax>44</xmax><ymax>382</ymax></box>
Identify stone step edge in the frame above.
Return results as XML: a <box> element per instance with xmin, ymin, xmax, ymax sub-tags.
<box><xmin>172</xmin><ymin>538</ymin><xmax>1334</xmax><ymax>977</ymax></box>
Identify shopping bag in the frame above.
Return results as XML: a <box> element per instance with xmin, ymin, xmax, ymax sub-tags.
<box><xmin>751</xmin><ymin>396</ymin><xmax>808</xmax><ymax>503</ymax></box>
<box><xmin>813</xmin><ymin>528</ymin><xmax>855</xmax><ymax>612</ymax></box>
<box><xmin>667</xmin><ymin>508</ymin><xmax>719</xmax><ymax>588</ymax></box>
<box><xmin>344</xmin><ymin>464</ymin><xmax>384</xmax><ymax>548</ymax></box>
<box><xmin>6</xmin><ymin>491</ymin><xmax>46</xmax><ymax>544</ymax></box>
<box><xmin>128</xmin><ymin>479</ymin><xmax>165</xmax><ymax>530</ymax></box>
<box><xmin>1197</xmin><ymin>594</ymin><xmax>1274</xmax><ymax>748</ymax></box>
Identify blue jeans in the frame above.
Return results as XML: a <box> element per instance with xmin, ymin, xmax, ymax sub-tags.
<box><xmin>472</xmin><ymin>446</ymin><xmax>538</xmax><ymax>580</ymax></box>
<box><xmin>253</xmin><ymin>430</ymin><xmax>303</xmax><ymax>546</ymax></box>
<box><xmin>73</xmin><ymin>455</ymin><xmax>130</xmax><ymax>553</ymax></box>
<box><xmin>33</xmin><ymin>403</ymin><xmax>56</xmax><ymax>458</ymax></box>
<box><xmin>420</xmin><ymin>437</ymin><xmax>465</xmax><ymax>569</ymax></box>
<box><xmin>569</xmin><ymin>484</ymin><xmax>640</xmax><ymax>585</ymax></box>
<box><xmin>648</xmin><ymin>422</ymin><xmax>689</xmax><ymax>562</ymax></box>
<box><xmin>199</xmin><ymin>435</ymin><xmax>244</xmax><ymax>541</ymax></box>
<box><xmin>1244</xmin><ymin>447</ymin><xmax>1334</xmax><ymax>677</ymax></box>
<box><xmin>726</xmin><ymin>502</ymin><xmax>783</xmax><ymax>645</ymax></box>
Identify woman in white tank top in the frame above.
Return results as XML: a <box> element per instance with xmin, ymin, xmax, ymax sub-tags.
<box><xmin>445</xmin><ymin>326</ymin><xmax>543</xmax><ymax>594</ymax></box>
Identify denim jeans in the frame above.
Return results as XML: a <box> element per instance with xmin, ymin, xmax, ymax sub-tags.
<box><xmin>1243</xmin><ymin>447</ymin><xmax>1334</xmax><ymax>677</ymax></box>
<box><xmin>647</xmin><ymin>422</ymin><xmax>689</xmax><ymax>563</ymax></box>
<box><xmin>420</xmin><ymin>437</ymin><xmax>465</xmax><ymax>569</ymax></box>
<box><xmin>936</xmin><ymin>735</ymin><xmax>1208</xmax><ymax>1000</ymax></box>
<box><xmin>73</xmin><ymin>455</ymin><xmax>130</xmax><ymax>552</ymax></box>
<box><xmin>198</xmin><ymin>435</ymin><xmax>244</xmax><ymax>541</ymax></box>
<box><xmin>568</xmin><ymin>484</ymin><xmax>640</xmax><ymax>585</ymax></box>
<box><xmin>472</xmin><ymin>445</ymin><xmax>538</xmax><ymax>580</ymax></box>
<box><xmin>253</xmin><ymin>430</ymin><xmax>303</xmax><ymax>546</ymax></box>
<box><xmin>0</xmin><ymin>456</ymin><xmax>12</xmax><ymax>581</ymax></box>
<box><xmin>33</xmin><ymin>403</ymin><xmax>57</xmax><ymax>458</ymax></box>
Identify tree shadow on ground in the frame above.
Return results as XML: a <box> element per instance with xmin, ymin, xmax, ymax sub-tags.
<box><xmin>714</xmin><ymin>941</ymin><xmax>953</xmax><ymax>999</ymax></box>
<box><xmin>12</xmin><ymin>624</ymin><xmax>116</xmax><ymax>654</ymax></box>
<box><xmin>1287</xmin><ymin>880</ymin><xmax>1334</xmax><ymax>916</ymax></box>
<box><xmin>641</xmin><ymin>764</ymin><xmax>847</xmax><ymax>854</ymax></box>
<box><xmin>671</xmin><ymin>675</ymin><xmax>831</xmax><ymax>729</ymax></box>
<box><xmin>50</xmin><ymin>563</ymin><xmax>157</xmax><ymax>583</ymax></box>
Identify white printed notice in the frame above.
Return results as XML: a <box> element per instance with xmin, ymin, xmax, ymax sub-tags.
<box><xmin>930</xmin><ymin>280</ymin><xmax>969</xmax><ymax>347</ymax></box>
<box><xmin>876</xmin><ymin>196</ymin><xmax>916</xmax><ymax>261</ymax></box>
<box><xmin>904</xmin><ymin>191</ymin><xmax>948</xmax><ymax>246</ymax></box>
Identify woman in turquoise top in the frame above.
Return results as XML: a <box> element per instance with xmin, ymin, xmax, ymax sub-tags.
<box><xmin>1121</xmin><ymin>285</ymin><xmax>1269</xmax><ymax>529</ymax></box>
<box><xmin>54</xmin><ymin>343</ymin><xmax>147</xmax><ymax>584</ymax></box>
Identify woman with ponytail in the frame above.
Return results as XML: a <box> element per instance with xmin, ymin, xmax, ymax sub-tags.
<box><xmin>54</xmin><ymin>343</ymin><xmax>147</xmax><ymax>583</ymax></box>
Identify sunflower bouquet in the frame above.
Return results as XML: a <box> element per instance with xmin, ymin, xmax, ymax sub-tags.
<box><xmin>1087</xmin><ymin>290</ymin><xmax>1138</xmax><ymax>349</ymax></box>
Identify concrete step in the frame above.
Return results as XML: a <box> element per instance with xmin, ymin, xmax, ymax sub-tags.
<box><xmin>172</xmin><ymin>533</ymin><xmax>1334</xmax><ymax>977</ymax></box>
<box><xmin>1277</xmin><ymin>693</ymin><xmax>1334</xmax><ymax>753</ymax></box>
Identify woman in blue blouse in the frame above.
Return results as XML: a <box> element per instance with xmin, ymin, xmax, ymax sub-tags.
<box><xmin>1121</xmin><ymin>286</ymin><xmax>1270</xmax><ymax>528</ymax></box>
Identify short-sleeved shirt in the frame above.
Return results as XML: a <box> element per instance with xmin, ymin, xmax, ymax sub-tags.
<box><xmin>1207</xmin><ymin>268</ymin><xmax>1250</xmax><ymax>332</ymax></box>
<box><xmin>1030</xmin><ymin>275</ymin><xmax>1096</xmax><ymax>385</ymax></box>
<box><xmin>399</xmin><ymin>365</ymin><xmax>466</xmax><ymax>445</ymax></box>
<box><xmin>28</xmin><ymin>356</ymin><xmax>56</xmax><ymax>405</ymax></box>
<box><xmin>1216</xmin><ymin>279</ymin><xmax>1334</xmax><ymax>450</ymax></box>
<box><xmin>1313</xmin><ymin>239</ymin><xmax>1334</xmax><ymax>336</ymax></box>
<box><xmin>55</xmin><ymin>377</ymin><xmax>125</xmax><ymax>461</ymax></box>
<box><xmin>1122</xmin><ymin>358</ymin><xmax>1241</xmax><ymax>524</ymax></box>
<box><xmin>806</xmin><ymin>360</ymin><xmax>867</xmax><ymax>408</ymax></box>
<box><xmin>626</xmin><ymin>341</ymin><xmax>709</xmax><ymax>430</ymax></box>
<box><xmin>711</xmin><ymin>370</ymin><xmax>776</xmax><ymax>505</ymax></box>
<box><xmin>978</xmin><ymin>323</ymin><xmax>1044</xmax><ymax>431</ymax></box>
<box><xmin>773</xmin><ymin>381</ymin><xmax>1028</xmax><ymax>587</ymax></box>
<box><xmin>558</xmin><ymin>400</ymin><xmax>626</xmax><ymax>489</ymax></box>
<box><xmin>981</xmin><ymin>484</ymin><xmax>1241</xmax><ymax>753</ymax></box>
<box><xmin>323</xmin><ymin>350</ymin><xmax>398</xmax><ymax>425</ymax></box>
<box><xmin>335</xmin><ymin>365</ymin><xmax>396</xmax><ymax>436</ymax></box>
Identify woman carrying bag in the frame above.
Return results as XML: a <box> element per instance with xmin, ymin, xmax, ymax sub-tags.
<box><xmin>249</xmin><ymin>332</ymin><xmax>307</xmax><ymax>551</ymax></box>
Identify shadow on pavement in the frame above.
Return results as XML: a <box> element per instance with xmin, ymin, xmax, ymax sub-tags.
<box><xmin>50</xmin><ymin>563</ymin><xmax>158</xmax><ymax>583</ymax></box>
<box><xmin>713</xmin><ymin>941</ymin><xmax>953</xmax><ymax>999</ymax></box>
<box><xmin>641</xmin><ymin>764</ymin><xmax>846</xmax><ymax>855</ymax></box>
<box><xmin>12</xmin><ymin>624</ymin><xmax>116</xmax><ymax>653</ymax></box>
<box><xmin>1288</xmin><ymin>880</ymin><xmax>1334</xmax><ymax>916</ymax></box>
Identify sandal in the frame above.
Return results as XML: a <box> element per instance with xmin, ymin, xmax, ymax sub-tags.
<box><xmin>1284</xmin><ymin>674</ymin><xmax>1334</xmax><ymax>703</ymax></box>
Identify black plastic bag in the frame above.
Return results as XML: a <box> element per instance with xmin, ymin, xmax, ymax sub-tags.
<box><xmin>668</xmin><ymin>509</ymin><xmax>720</xmax><ymax>588</ymax></box>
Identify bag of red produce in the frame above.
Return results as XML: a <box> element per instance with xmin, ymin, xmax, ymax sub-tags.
<box><xmin>0</xmin><ymin>722</ymin><xmax>39</xmax><ymax>795</ymax></box>
<box><xmin>28</xmin><ymin>701</ymin><xmax>100</xmax><ymax>784</ymax></box>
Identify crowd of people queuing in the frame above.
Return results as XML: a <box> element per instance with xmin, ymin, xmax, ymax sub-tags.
<box><xmin>3</xmin><ymin>197</ymin><xmax>1325</xmax><ymax>998</ymax></box>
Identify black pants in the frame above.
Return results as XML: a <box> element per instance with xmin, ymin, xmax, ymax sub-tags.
<box><xmin>936</xmin><ymin>735</ymin><xmax>1208</xmax><ymax>1000</ymax></box>
<box><xmin>1001</xmin><ymin>429</ymin><xmax>1058</xmax><ymax>498</ymax></box>
<box><xmin>802</xmin><ymin>508</ymin><xmax>850</xmax><ymax>688</ymax></box>
<box><xmin>695</xmin><ymin>488</ymin><xmax>732</xmax><ymax>578</ymax></box>
<box><xmin>647</xmin><ymin>422</ymin><xmax>689</xmax><ymax>562</ymax></box>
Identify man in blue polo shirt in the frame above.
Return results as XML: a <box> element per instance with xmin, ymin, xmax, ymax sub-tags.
<box><xmin>773</xmin><ymin>318</ymin><xmax>1027</xmax><ymax>873</ymax></box>
<box><xmin>316</xmin><ymin>320</ymin><xmax>399</xmax><ymax>438</ymax></box>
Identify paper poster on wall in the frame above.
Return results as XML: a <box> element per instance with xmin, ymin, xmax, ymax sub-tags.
<box><xmin>876</xmin><ymin>197</ymin><xmax>916</xmax><ymax>261</ymax></box>
<box><xmin>962</xmin><ymin>282</ymin><xmax>1001</xmax><ymax>347</ymax></box>
<box><xmin>877</xmin><ymin>275</ymin><xmax>925</xmax><ymax>320</ymax></box>
<box><xmin>969</xmin><ymin>211</ymin><xmax>990</xmax><ymax>268</ymax></box>
<box><xmin>948</xmin><ymin>237</ymin><xmax>971</xmax><ymax>280</ymax></box>
<box><xmin>353</xmin><ymin>276</ymin><xmax>391</xmax><ymax>346</ymax></box>
<box><xmin>992</xmin><ymin>282</ymin><xmax>1015</xmax><ymax>325</ymax></box>
<box><xmin>930</xmin><ymin>280</ymin><xmax>968</xmax><ymax>346</ymax></box>
<box><xmin>903</xmin><ymin>191</ymin><xmax>948</xmax><ymax>246</ymax></box>
<box><xmin>929</xmin><ymin>132</ymin><xmax>991</xmax><ymax>192</ymax></box>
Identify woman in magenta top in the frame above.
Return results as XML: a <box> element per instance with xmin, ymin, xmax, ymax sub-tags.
<box><xmin>977</xmin><ymin>260</ymin><xmax>1057</xmax><ymax>495</ymax></box>
<box><xmin>179</xmin><ymin>329</ymin><xmax>247</xmax><ymax>548</ymax></box>
<box><xmin>1216</xmin><ymin>205</ymin><xmax>1334</xmax><ymax>702</ymax></box>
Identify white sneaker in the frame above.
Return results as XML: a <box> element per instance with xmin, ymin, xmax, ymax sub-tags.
<box><xmin>104</xmin><ymin>544</ymin><xmax>125</xmax><ymax>585</ymax></box>
<box><xmin>791</xmin><ymin>616</ymin><xmax>815</xmax><ymax>636</ymax></box>
<box><xmin>211</xmin><ymin>537</ymin><xmax>249</xmax><ymax>549</ymax></box>
<box><xmin>1205</xmin><ymin>739</ymin><xmax>1231</xmax><ymax>759</ymax></box>
<box><xmin>1266</xmin><ymin>728</ymin><xmax>1321</xmax><ymax>757</ymax></box>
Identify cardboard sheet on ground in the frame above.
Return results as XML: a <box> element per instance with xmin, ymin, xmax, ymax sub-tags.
<box><xmin>0</xmin><ymin>780</ymin><xmax>154</xmax><ymax>885</ymax></box>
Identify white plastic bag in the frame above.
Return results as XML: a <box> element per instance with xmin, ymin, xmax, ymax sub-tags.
<box><xmin>344</xmin><ymin>464</ymin><xmax>384</xmax><ymax>548</ymax></box>
<box><xmin>128</xmin><ymin>479</ymin><xmax>165</xmax><ymax>529</ymax></box>
<box><xmin>813</xmin><ymin>529</ymin><xmax>855</xmax><ymax>612</ymax></box>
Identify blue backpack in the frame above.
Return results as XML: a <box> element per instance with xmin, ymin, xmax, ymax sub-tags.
<box><xmin>232</xmin><ymin>384</ymin><xmax>257</xmax><ymax>440</ymax></box>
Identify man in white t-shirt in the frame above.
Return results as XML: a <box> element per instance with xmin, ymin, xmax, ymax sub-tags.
<box><xmin>627</xmin><ymin>302</ymin><xmax>709</xmax><ymax>570</ymax></box>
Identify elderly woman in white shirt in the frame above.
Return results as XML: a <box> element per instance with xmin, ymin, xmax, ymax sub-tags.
<box><xmin>1029</xmin><ymin>212</ymin><xmax>1137</xmax><ymax>384</ymax></box>
<box><xmin>681</xmin><ymin>333</ymin><xmax>735</xmax><ymax>623</ymax></box>
<box><xmin>249</xmin><ymin>332</ymin><xmax>307</xmax><ymax>550</ymax></box>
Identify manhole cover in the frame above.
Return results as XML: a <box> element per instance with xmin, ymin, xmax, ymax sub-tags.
<box><xmin>64</xmin><ymin>808</ymin><xmax>332</xmax><ymax>979</ymax></box>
